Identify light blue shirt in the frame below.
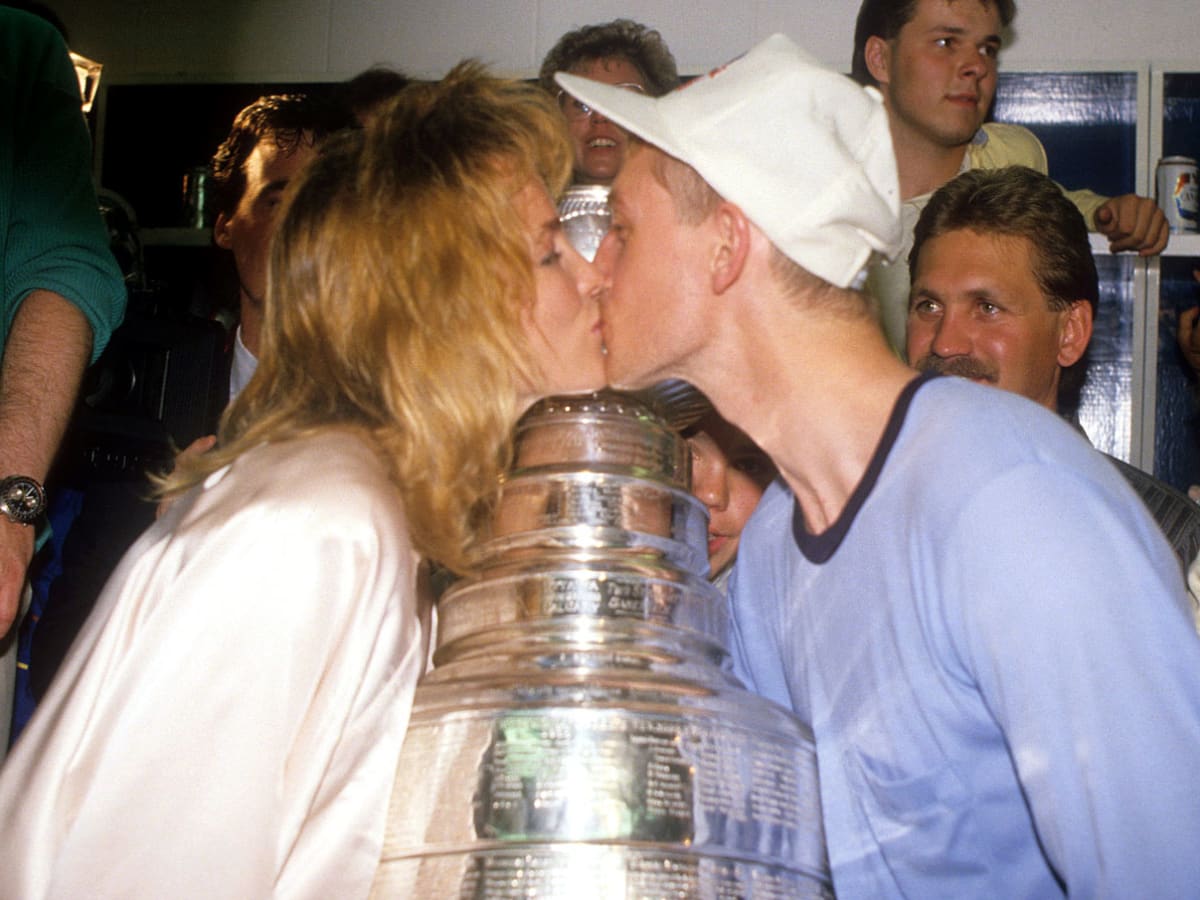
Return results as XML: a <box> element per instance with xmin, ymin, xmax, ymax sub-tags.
<box><xmin>729</xmin><ymin>375</ymin><xmax>1200</xmax><ymax>897</ymax></box>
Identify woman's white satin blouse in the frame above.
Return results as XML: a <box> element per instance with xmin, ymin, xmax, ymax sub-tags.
<box><xmin>0</xmin><ymin>431</ymin><xmax>430</xmax><ymax>899</ymax></box>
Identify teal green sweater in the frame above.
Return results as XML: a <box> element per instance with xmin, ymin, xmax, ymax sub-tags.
<box><xmin>0</xmin><ymin>8</ymin><xmax>125</xmax><ymax>362</ymax></box>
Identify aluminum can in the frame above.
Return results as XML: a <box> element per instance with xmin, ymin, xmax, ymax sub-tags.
<box><xmin>1156</xmin><ymin>156</ymin><xmax>1199</xmax><ymax>233</ymax></box>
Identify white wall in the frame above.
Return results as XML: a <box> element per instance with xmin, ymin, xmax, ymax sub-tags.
<box><xmin>53</xmin><ymin>0</ymin><xmax>1200</xmax><ymax>85</ymax></box>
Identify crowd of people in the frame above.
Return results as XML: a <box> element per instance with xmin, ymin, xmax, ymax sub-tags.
<box><xmin>1</xmin><ymin>0</ymin><xmax>1199</xmax><ymax>896</ymax></box>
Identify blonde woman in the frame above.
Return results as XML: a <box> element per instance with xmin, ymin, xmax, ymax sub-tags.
<box><xmin>0</xmin><ymin>63</ymin><xmax>606</xmax><ymax>899</ymax></box>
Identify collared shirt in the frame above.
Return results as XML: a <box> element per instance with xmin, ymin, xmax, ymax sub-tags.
<box><xmin>229</xmin><ymin>325</ymin><xmax>258</xmax><ymax>403</ymax></box>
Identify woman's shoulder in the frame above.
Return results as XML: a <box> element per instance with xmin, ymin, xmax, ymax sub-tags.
<box><xmin>255</xmin><ymin>429</ymin><xmax>383</xmax><ymax>478</ymax></box>
<box><xmin>200</xmin><ymin>430</ymin><xmax>408</xmax><ymax>538</ymax></box>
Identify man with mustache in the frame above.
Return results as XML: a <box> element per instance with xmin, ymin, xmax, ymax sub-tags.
<box><xmin>906</xmin><ymin>165</ymin><xmax>1094</xmax><ymax>412</ymax></box>
<box><xmin>908</xmin><ymin>164</ymin><xmax>1200</xmax><ymax>623</ymax></box>
<box><xmin>560</xmin><ymin>34</ymin><xmax>1200</xmax><ymax>896</ymax></box>
<box><xmin>853</xmin><ymin>0</ymin><xmax>1169</xmax><ymax>353</ymax></box>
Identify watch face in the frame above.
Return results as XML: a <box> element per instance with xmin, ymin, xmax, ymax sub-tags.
<box><xmin>0</xmin><ymin>476</ymin><xmax>45</xmax><ymax>525</ymax></box>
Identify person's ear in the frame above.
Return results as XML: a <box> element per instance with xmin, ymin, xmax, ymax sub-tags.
<box><xmin>1057</xmin><ymin>299</ymin><xmax>1094</xmax><ymax>367</ymax></box>
<box><xmin>864</xmin><ymin>35</ymin><xmax>891</xmax><ymax>87</ymax></box>
<box><xmin>213</xmin><ymin>211</ymin><xmax>234</xmax><ymax>251</ymax></box>
<box><xmin>711</xmin><ymin>201</ymin><xmax>751</xmax><ymax>295</ymax></box>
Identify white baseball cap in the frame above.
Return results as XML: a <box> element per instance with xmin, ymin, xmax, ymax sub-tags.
<box><xmin>556</xmin><ymin>34</ymin><xmax>901</xmax><ymax>289</ymax></box>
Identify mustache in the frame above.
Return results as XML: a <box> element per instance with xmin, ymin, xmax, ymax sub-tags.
<box><xmin>912</xmin><ymin>354</ymin><xmax>998</xmax><ymax>383</ymax></box>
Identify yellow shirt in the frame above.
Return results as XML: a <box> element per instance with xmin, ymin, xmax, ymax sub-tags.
<box><xmin>868</xmin><ymin>123</ymin><xmax>1109</xmax><ymax>355</ymax></box>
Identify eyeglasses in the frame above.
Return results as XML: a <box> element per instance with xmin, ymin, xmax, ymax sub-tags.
<box><xmin>557</xmin><ymin>82</ymin><xmax>646</xmax><ymax>122</ymax></box>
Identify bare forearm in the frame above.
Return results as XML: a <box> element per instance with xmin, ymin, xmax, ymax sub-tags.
<box><xmin>0</xmin><ymin>289</ymin><xmax>93</xmax><ymax>481</ymax></box>
<box><xmin>0</xmin><ymin>291</ymin><xmax>93</xmax><ymax>636</ymax></box>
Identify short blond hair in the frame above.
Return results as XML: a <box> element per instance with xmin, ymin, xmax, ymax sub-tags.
<box><xmin>642</xmin><ymin>142</ymin><xmax>868</xmax><ymax>313</ymax></box>
<box><xmin>162</xmin><ymin>62</ymin><xmax>573</xmax><ymax>574</ymax></box>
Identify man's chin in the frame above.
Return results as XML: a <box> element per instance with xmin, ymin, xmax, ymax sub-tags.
<box><xmin>605</xmin><ymin>371</ymin><xmax>656</xmax><ymax>392</ymax></box>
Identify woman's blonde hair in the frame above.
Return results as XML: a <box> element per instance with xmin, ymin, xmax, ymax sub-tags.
<box><xmin>160</xmin><ymin>61</ymin><xmax>573</xmax><ymax>573</ymax></box>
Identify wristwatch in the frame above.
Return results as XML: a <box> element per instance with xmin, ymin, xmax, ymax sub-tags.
<box><xmin>0</xmin><ymin>475</ymin><xmax>46</xmax><ymax>526</ymax></box>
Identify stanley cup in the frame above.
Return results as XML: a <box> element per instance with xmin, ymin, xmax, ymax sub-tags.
<box><xmin>369</xmin><ymin>189</ymin><xmax>831</xmax><ymax>899</ymax></box>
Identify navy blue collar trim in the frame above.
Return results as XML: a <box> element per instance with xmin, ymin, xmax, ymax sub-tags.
<box><xmin>792</xmin><ymin>372</ymin><xmax>938</xmax><ymax>563</ymax></box>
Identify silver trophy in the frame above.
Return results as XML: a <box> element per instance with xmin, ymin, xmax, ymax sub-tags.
<box><xmin>557</xmin><ymin>184</ymin><xmax>612</xmax><ymax>263</ymax></box>
<box><xmin>371</xmin><ymin>389</ymin><xmax>832</xmax><ymax>898</ymax></box>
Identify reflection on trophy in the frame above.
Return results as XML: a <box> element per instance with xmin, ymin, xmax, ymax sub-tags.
<box><xmin>370</xmin><ymin>188</ymin><xmax>831</xmax><ymax>898</ymax></box>
<box><xmin>557</xmin><ymin>184</ymin><xmax>612</xmax><ymax>264</ymax></box>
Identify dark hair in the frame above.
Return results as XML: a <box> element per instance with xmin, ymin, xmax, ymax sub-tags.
<box><xmin>171</xmin><ymin>62</ymin><xmax>575</xmax><ymax>573</ymax></box>
<box><xmin>337</xmin><ymin>65</ymin><xmax>411</xmax><ymax>124</ymax></box>
<box><xmin>909</xmin><ymin>165</ymin><xmax>1097</xmax><ymax>411</ymax></box>
<box><xmin>538</xmin><ymin>18</ymin><xmax>679</xmax><ymax>98</ymax></box>
<box><xmin>851</xmin><ymin>0</ymin><xmax>1017</xmax><ymax>87</ymax></box>
<box><xmin>209</xmin><ymin>93</ymin><xmax>356</xmax><ymax>219</ymax></box>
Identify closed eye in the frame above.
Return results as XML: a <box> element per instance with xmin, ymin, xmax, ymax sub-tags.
<box><xmin>734</xmin><ymin>455</ymin><xmax>770</xmax><ymax>477</ymax></box>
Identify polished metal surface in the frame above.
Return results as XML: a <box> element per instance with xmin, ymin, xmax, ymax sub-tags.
<box><xmin>477</xmin><ymin>470</ymin><xmax>709</xmax><ymax>574</ymax></box>
<box><xmin>557</xmin><ymin>184</ymin><xmax>612</xmax><ymax>263</ymax></box>
<box><xmin>435</xmin><ymin>556</ymin><xmax>729</xmax><ymax>661</ymax></box>
<box><xmin>372</xmin><ymin>392</ymin><xmax>830</xmax><ymax>897</ymax></box>
<box><xmin>513</xmin><ymin>393</ymin><xmax>690</xmax><ymax>489</ymax></box>
<box><xmin>629</xmin><ymin>378</ymin><xmax>712</xmax><ymax>433</ymax></box>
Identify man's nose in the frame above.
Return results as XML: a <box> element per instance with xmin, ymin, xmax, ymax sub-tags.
<box><xmin>931</xmin><ymin>309</ymin><xmax>972</xmax><ymax>358</ymax></box>
<box><xmin>958</xmin><ymin>47</ymin><xmax>988</xmax><ymax>79</ymax></box>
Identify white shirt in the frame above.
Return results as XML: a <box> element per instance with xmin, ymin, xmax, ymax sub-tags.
<box><xmin>0</xmin><ymin>431</ymin><xmax>430</xmax><ymax>899</ymax></box>
<box><xmin>229</xmin><ymin>324</ymin><xmax>258</xmax><ymax>402</ymax></box>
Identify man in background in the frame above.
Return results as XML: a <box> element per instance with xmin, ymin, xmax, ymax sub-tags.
<box><xmin>0</xmin><ymin>4</ymin><xmax>127</xmax><ymax>752</ymax></box>
<box><xmin>852</xmin><ymin>0</ymin><xmax>1168</xmax><ymax>351</ymax></box>
<box><xmin>907</xmin><ymin>164</ymin><xmax>1200</xmax><ymax>624</ymax></box>
<box><xmin>539</xmin><ymin>19</ymin><xmax>678</xmax><ymax>186</ymax></box>
<box><xmin>209</xmin><ymin>92</ymin><xmax>356</xmax><ymax>401</ymax></box>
